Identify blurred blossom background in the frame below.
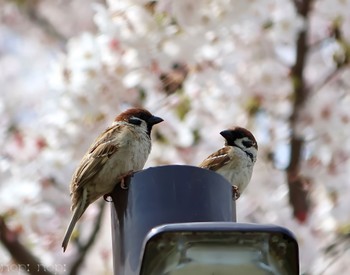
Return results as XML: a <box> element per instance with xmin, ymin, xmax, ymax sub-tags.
<box><xmin>1</xmin><ymin>0</ymin><xmax>350</xmax><ymax>274</ymax></box>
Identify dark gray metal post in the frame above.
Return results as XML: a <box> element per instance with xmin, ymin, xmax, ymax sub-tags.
<box><xmin>110</xmin><ymin>165</ymin><xmax>235</xmax><ymax>275</ymax></box>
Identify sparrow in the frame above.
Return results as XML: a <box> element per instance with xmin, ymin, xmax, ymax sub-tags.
<box><xmin>62</xmin><ymin>108</ymin><xmax>163</xmax><ymax>252</ymax></box>
<box><xmin>159</xmin><ymin>62</ymin><xmax>189</xmax><ymax>95</ymax></box>
<box><xmin>199</xmin><ymin>127</ymin><xmax>258</xmax><ymax>200</ymax></box>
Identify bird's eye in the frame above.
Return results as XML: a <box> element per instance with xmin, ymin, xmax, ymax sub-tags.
<box><xmin>242</xmin><ymin>140</ymin><xmax>253</xmax><ymax>148</ymax></box>
<box><xmin>128</xmin><ymin>117</ymin><xmax>142</xmax><ymax>126</ymax></box>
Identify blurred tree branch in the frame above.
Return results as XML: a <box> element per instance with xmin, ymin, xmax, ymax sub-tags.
<box><xmin>0</xmin><ymin>216</ymin><xmax>54</xmax><ymax>275</ymax></box>
<box><xmin>68</xmin><ymin>200</ymin><xmax>106</xmax><ymax>275</ymax></box>
<box><xmin>288</xmin><ymin>0</ymin><xmax>314</xmax><ymax>222</ymax></box>
<box><xmin>311</xmin><ymin>65</ymin><xmax>347</xmax><ymax>93</ymax></box>
<box><xmin>320</xmin><ymin>230</ymin><xmax>350</xmax><ymax>274</ymax></box>
<box><xmin>8</xmin><ymin>0</ymin><xmax>67</xmax><ymax>43</ymax></box>
<box><xmin>288</xmin><ymin>1</ymin><xmax>350</xmax><ymax>222</ymax></box>
<box><xmin>311</xmin><ymin>21</ymin><xmax>350</xmax><ymax>93</ymax></box>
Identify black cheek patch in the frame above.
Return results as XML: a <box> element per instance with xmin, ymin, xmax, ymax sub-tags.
<box><xmin>242</xmin><ymin>140</ymin><xmax>253</xmax><ymax>148</ymax></box>
<box><xmin>246</xmin><ymin>151</ymin><xmax>254</xmax><ymax>162</ymax></box>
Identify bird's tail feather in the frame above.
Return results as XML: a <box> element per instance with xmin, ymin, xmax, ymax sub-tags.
<box><xmin>62</xmin><ymin>197</ymin><xmax>87</xmax><ymax>252</ymax></box>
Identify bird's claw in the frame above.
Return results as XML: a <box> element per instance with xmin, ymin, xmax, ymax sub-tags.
<box><xmin>103</xmin><ymin>194</ymin><xmax>112</xmax><ymax>202</ymax></box>
<box><xmin>103</xmin><ymin>171</ymin><xmax>136</xmax><ymax>200</ymax></box>
<box><xmin>232</xmin><ymin>185</ymin><xmax>240</xmax><ymax>200</ymax></box>
<box><xmin>119</xmin><ymin>170</ymin><xmax>135</xmax><ymax>189</ymax></box>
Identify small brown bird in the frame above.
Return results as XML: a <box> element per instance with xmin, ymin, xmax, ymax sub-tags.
<box><xmin>62</xmin><ymin>108</ymin><xmax>163</xmax><ymax>251</ymax></box>
<box><xmin>199</xmin><ymin>127</ymin><xmax>258</xmax><ymax>199</ymax></box>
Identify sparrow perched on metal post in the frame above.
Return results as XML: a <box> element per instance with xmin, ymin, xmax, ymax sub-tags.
<box><xmin>199</xmin><ymin>127</ymin><xmax>258</xmax><ymax>200</ymax></box>
<box><xmin>62</xmin><ymin>108</ymin><xmax>163</xmax><ymax>252</ymax></box>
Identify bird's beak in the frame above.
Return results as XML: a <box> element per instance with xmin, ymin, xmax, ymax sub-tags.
<box><xmin>220</xmin><ymin>130</ymin><xmax>232</xmax><ymax>140</ymax></box>
<box><xmin>148</xmin><ymin>116</ymin><xmax>164</xmax><ymax>125</ymax></box>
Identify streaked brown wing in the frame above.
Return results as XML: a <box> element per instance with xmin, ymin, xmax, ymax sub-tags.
<box><xmin>71</xmin><ymin>124</ymin><xmax>122</xmax><ymax>193</ymax></box>
<box><xmin>199</xmin><ymin>147</ymin><xmax>231</xmax><ymax>171</ymax></box>
<box><xmin>88</xmin><ymin>124</ymin><xmax>120</xmax><ymax>155</ymax></box>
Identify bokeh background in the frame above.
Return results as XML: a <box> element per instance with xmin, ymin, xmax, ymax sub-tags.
<box><xmin>1</xmin><ymin>0</ymin><xmax>350</xmax><ymax>274</ymax></box>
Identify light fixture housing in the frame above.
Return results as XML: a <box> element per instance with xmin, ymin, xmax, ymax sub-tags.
<box><xmin>109</xmin><ymin>166</ymin><xmax>299</xmax><ymax>275</ymax></box>
<box><xmin>140</xmin><ymin>222</ymin><xmax>299</xmax><ymax>275</ymax></box>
